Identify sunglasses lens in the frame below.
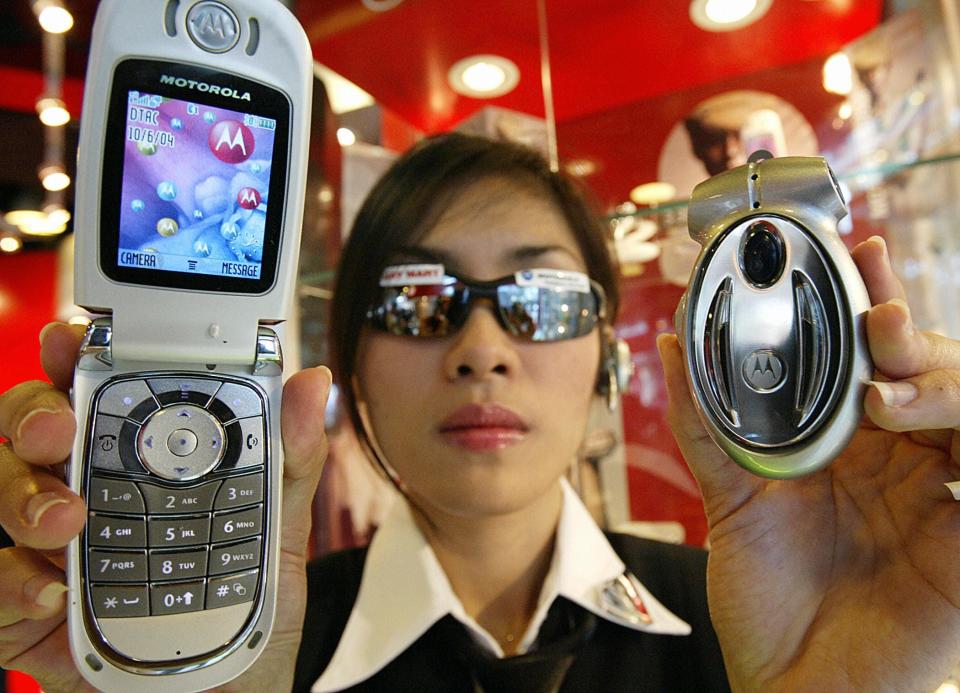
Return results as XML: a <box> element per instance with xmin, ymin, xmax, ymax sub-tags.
<box><xmin>497</xmin><ymin>285</ymin><xmax>599</xmax><ymax>341</ymax></box>
<box><xmin>372</xmin><ymin>285</ymin><xmax>456</xmax><ymax>337</ymax></box>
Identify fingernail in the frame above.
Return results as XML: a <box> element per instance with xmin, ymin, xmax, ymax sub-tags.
<box><xmin>869</xmin><ymin>380</ymin><xmax>918</xmax><ymax>407</ymax></box>
<box><xmin>868</xmin><ymin>235</ymin><xmax>888</xmax><ymax>254</ymax></box>
<box><xmin>655</xmin><ymin>333</ymin><xmax>673</xmax><ymax>355</ymax></box>
<box><xmin>317</xmin><ymin>365</ymin><xmax>333</xmax><ymax>387</ymax></box>
<box><xmin>14</xmin><ymin>407</ymin><xmax>64</xmax><ymax>442</ymax></box>
<box><xmin>945</xmin><ymin>481</ymin><xmax>960</xmax><ymax>501</ymax></box>
<box><xmin>25</xmin><ymin>577</ymin><xmax>69</xmax><ymax>609</ymax></box>
<box><xmin>25</xmin><ymin>492</ymin><xmax>70</xmax><ymax>528</ymax></box>
<box><xmin>38</xmin><ymin>322</ymin><xmax>60</xmax><ymax>346</ymax></box>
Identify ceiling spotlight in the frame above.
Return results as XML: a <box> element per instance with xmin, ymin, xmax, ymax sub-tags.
<box><xmin>19</xmin><ymin>215</ymin><xmax>67</xmax><ymax>236</ymax></box>
<box><xmin>0</xmin><ymin>236</ymin><xmax>23</xmax><ymax>253</ymax></box>
<box><xmin>40</xmin><ymin>164</ymin><xmax>71</xmax><ymax>192</ymax></box>
<box><xmin>336</xmin><ymin>127</ymin><xmax>356</xmax><ymax>146</ymax></box>
<box><xmin>32</xmin><ymin>0</ymin><xmax>74</xmax><ymax>34</ymax></box>
<box><xmin>448</xmin><ymin>55</ymin><xmax>519</xmax><ymax>98</ymax></box>
<box><xmin>37</xmin><ymin>97</ymin><xmax>71</xmax><ymax>126</ymax></box>
<box><xmin>823</xmin><ymin>52</ymin><xmax>853</xmax><ymax>95</ymax></box>
<box><xmin>689</xmin><ymin>0</ymin><xmax>772</xmax><ymax>32</ymax></box>
<box><xmin>44</xmin><ymin>206</ymin><xmax>72</xmax><ymax>225</ymax></box>
<box><xmin>4</xmin><ymin>209</ymin><xmax>47</xmax><ymax>227</ymax></box>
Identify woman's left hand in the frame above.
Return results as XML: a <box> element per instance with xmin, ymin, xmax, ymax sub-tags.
<box><xmin>658</xmin><ymin>236</ymin><xmax>960</xmax><ymax>692</ymax></box>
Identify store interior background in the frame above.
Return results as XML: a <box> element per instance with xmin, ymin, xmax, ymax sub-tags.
<box><xmin>2</xmin><ymin>0</ymin><xmax>960</xmax><ymax>688</ymax></box>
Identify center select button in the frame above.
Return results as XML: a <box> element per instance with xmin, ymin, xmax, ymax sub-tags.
<box><xmin>138</xmin><ymin>405</ymin><xmax>225</xmax><ymax>481</ymax></box>
<box><xmin>167</xmin><ymin>429</ymin><xmax>199</xmax><ymax>457</ymax></box>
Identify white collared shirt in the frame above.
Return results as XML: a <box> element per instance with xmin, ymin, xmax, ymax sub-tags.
<box><xmin>312</xmin><ymin>479</ymin><xmax>691</xmax><ymax>692</ymax></box>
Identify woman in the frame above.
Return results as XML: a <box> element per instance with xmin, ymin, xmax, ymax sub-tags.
<box><xmin>1</xmin><ymin>133</ymin><xmax>959</xmax><ymax>692</ymax></box>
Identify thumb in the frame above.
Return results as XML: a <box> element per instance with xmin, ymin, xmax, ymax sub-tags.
<box><xmin>655</xmin><ymin>333</ymin><xmax>762</xmax><ymax>519</ymax></box>
<box><xmin>279</xmin><ymin>365</ymin><xmax>332</xmax><ymax>555</ymax></box>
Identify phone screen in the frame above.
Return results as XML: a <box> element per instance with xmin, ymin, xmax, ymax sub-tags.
<box><xmin>99</xmin><ymin>59</ymin><xmax>291</xmax><ymax>294</ymax></box>
<box><xmin>117</xmin><ymin>93</ymin><xmax>277</xmax><ymax>282</ymax></box>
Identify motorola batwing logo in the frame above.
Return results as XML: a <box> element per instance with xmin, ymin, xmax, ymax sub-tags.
<box><xmin>186</xmin><ymin>1</ymin><xmax>240</xmax><ymax>53</ymax></box>
<box><xmin>742</xmin><ymin>349</ymin><xmax>786</xmax><ymax>392</ymax></box>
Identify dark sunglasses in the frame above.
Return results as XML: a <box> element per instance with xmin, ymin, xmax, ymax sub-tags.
<box><xmin>366</xmin><ymin>264</ymin><xmax>606</xmax><ymax>342</ymax></box>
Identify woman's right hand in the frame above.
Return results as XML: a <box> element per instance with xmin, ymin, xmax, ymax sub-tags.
<box><xmin>0</xmin><ymin>323</ymin><xmax>331</xmax><ymax>693</ymax></box>
<box><xmin>0</xmin><ymin>323</ymin><xmax>93</xmax><ymax>691</ymax></box>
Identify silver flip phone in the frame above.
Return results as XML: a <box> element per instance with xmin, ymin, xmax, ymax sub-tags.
<box><xmin>675</xmin><ymin>156</ymin><xmax>873</xmax><ymax>478</ymax></box>
<box><xmin>66</xmin><ymin>1</ymin><xmax>311</xmax><ymax>690</ymax></box>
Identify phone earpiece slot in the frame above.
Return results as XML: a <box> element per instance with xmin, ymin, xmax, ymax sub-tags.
<box><xmin>246</xmin><ymin>18</ymin><xmax>260</xmax><ymax>56</ymax></box>
<box><xmin>164</xmin><ymin>0</ymin><xmax>179</xmax><ymax>37</ymax></box>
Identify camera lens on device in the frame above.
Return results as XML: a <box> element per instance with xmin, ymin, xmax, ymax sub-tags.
<box><xmin>741</xmin><ymin>221</ymin><xmax>785</xmax><ymax>287</ymax></box>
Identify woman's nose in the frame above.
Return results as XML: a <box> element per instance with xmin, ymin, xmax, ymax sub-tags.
<box><xmin>443</xmin><ymin>303</ymin><xmax>520</xmax><ymax>382</ymax></box>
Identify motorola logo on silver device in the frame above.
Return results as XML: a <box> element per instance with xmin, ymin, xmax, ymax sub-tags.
<box><xmin>742</xmin><ymin>349</ymin><xmax>785</xmax><ymax>392</ymax></box>
<box><xmin>186</xmin><ymin>1</ymin><xmax>241</xmax><ymax>53</ymax></box>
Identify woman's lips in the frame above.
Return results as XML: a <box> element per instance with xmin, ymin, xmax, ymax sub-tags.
<box><xmin>437</xmin><ymin>403</ymin><xmax>529</xmax><ymax>451</ymax></box>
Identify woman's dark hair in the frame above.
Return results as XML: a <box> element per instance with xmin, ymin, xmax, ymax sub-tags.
<box><xmin>329</xmin><ymin>132</ymin><xmax>619</xmax><ymax>468</ymax></box>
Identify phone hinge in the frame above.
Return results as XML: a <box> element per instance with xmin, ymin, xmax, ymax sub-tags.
<box><xmin>77</xmin><ymin>317</ymin><xmax>114</xmax><ymax>371</ymax></box>
<box><xmin>77</xmin><ymin>318</ymin><xmax>284</xmax><ymax>375</ymax></box>
<box><xmin>254</xmin><ymin>326</ymin><xmax>283</xmax><ymax>376</ymax></box>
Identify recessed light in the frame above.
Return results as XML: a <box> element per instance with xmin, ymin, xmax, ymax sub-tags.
<box><xmin>448</xmin><ymin>55</ymin><xmax>519</xmax><ymax>98</ymax></box>
<box><xmin>40</xmin><ymin>165</ymin><xmax>70</xmax><ymax>192</ymax></box>
<box><xmin>36</xmin><ymin>97</ymin><xmax>70</xmax><ymax>127</ymax></box>
<box><xmin>337</xmin><ymin>127</ymin><xmax>357</xmax><ymax>146</ymax></box>
<box><xmin>0</xmin><ymin>236</ymin><xmax>23</xmax><ymax>253</ymax></box>
<box><xmin>44</xmin><ymin>206</ymin><xmax>71</xmax><ymax>225</ymax></box>
<box><xmin>689</xmin><ymin>0</ymin><xmax>772</xmax><ymax>32</ymax></box>
<box><xmin>19</xmin><ymin>215</ymin><xmax>67</xmax><ymax>236</ymax></box>
<box><xmin>4</xmin><ymin>210</ymin><xmax>46</xmax><ymax>227</ymax></box>
<box><xmin>33</xmin><ymin>1</ymin><xmax>74</xmax><ymax>33</ymax></box>
<box><xmin>822</xmin><ymin>52</ymin><xmax>853</xmax><ymax>95</ymax></box>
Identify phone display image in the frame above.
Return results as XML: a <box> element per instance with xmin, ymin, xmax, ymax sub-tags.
<box><xmin>117</xmin><ymin>92</ymin><xmax>277</xmax><ymax>281</ymax></box>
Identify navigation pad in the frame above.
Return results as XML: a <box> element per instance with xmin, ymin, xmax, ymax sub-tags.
<box><xmin>83</xmin><ymin>375</ymin><xmax>268</xmax><ymax>621</ymax></box>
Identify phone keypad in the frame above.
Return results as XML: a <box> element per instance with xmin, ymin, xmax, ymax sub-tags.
<box><xmin>84</xmin><ymin>376</ymin><xmax>270</xmax><ymax>620</ymax></box>
<box><xmin>88</xmin><ymin>515</ymin><xmax>147</xmax><ymax>548</ymax></box>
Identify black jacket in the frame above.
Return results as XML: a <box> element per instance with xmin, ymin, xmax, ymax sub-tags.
<box><xmin>293</xmin><ymin>533</ymin><xmax>730</xmax><ymax>692</ymax></box>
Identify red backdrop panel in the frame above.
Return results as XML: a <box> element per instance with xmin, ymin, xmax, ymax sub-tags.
<box><xmin>0</xmin><ymin>249</ymin><xmax>59</xmax><ymax>395</ymax></box>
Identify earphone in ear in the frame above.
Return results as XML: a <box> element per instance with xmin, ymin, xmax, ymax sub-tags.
<box><xmin>597</xmin><ymin>337</ymin><xmax>634</xmax><ymax>411</ymax></box>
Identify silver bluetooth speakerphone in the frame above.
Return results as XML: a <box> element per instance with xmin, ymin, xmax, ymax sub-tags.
<box><xmin>67</xmin><ymin>1</ymin><xmax>311</xmax><ymax>690</ymax></box>
<box><xmin>675</xmin><ymin>156</ymin><xmax>873</xmax><ymax>478</ymax></box>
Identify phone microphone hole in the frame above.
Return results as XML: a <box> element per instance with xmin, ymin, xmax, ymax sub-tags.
<box><xmin>85</xmin><ymin>654</ymin><xmax>104</xmax><ymax>671</ymax></box>
<box><xmin>248</xmin><ymin>630</ymin><xmax>264</xmax><ymax>649</ymax></box>
<box><xmin>206</xmin><ymin>364</ymin><xmax>217</xmax><ymax>371</ymax></box>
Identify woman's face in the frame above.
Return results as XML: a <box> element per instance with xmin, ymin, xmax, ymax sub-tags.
<box><xmin>356</xmin><ymin>177</ymin><xmax>601</xmax><ymax>520</ymax></box>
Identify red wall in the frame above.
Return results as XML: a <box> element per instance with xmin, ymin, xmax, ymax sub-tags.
<box><xmin>0</xmin><ymin>249</ymin><xmax>59</xmax><ymax>396</ymax></box>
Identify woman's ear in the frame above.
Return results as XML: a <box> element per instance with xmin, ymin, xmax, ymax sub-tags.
<box><xmin>595</xmin><ymin>327</ymin><xmax>633</xmax><ymax>411</ymax></box>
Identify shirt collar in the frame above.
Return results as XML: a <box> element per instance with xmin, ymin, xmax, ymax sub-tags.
<box><xmin>312</xmin><ymin>479</ymin><xmax>691</xmax><ymax>692</ymax></box>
